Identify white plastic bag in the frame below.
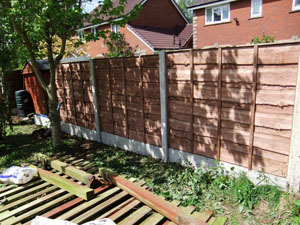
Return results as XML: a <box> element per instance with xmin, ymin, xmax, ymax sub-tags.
<box><xmin>0</xmin><ymin>166</ymin><xmax>37</xmax><ymax>184</ymax></box>
<box><xmin>82</xmin><ymin>218</ymin><xmax>116</xmax><ymax>225</ymax></box>
<box><xmin>31</xmin><ymin>217</ymin><xmax>77</xmax><ymax>225</ymax></box>
<box><xmin>31</xmin><ymin>216</ymin><xmax>116</xmax><ymax>225</ymax></box>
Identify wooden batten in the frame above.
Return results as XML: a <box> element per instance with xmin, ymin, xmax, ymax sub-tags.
<box><xmin>35</xmin><ymin>167</ymin><xmax>95</xmax><ymax>201</ymax></box>
<box><xmin>108</xmin><ymin>59</ymin><xmax>115</xmax><ymax>135</ymax></box>
<box><xmin>140</xmin><ymin>56</ymin><xmax>146</xmax><ymax>143</ymax></box>
<box><xmin>122</xmin><ymin>58</ymin><xmax>129</xmax><ymax>138</ymax></box>
<box><xmin>190</xmin><ymin>49</ymin><xmax>194</xmax><ymax>153</ymax></box>
<box><xmin>99</xmin><ymin>168</ymin><xmax>208</xmax><ymax>225</ymax></box>
<box><xmin>248</xmin><ymin>45</ymin><xmax>259</xmax><ymax>170</ymax></box>
<box><xmin>216</xmin><ymin>48</ymin><xmax>223</xmax><ymax>161</ymax></box>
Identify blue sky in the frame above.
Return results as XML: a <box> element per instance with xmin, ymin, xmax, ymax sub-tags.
<box><xmin>83</xmin><ymin>0</ymin><xmax>100</xmax><ymax>13</ymax></box>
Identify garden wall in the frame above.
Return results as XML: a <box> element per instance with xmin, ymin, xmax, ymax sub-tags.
<box><xmin>54</xmin><ymin>41</ymin><xmax>300</xmax><ymax>187</ymax></box>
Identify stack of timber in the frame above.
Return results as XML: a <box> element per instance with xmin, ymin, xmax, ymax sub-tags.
<box><xmin>0</xmin><ymin>153</ymin><xmax>226</xmax><ymax>225</ymax></box>
<box><xmin>95</xmin><ymin>55</ymin><xmax>162</xmax><ymax>147</ymax></box>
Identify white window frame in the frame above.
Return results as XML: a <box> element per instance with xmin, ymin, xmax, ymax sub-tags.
<box><xmin>293</xmin><ymin>0</ymin><xmax>300</xmax><ymax>10</ymax></box>
<box><xmin>77</xmin><ymin>31</ymin><xmax>84</xmax><ymax>40</ymax></box>
<box><xmin>91</xmin><ymin>27</ymin><xmax>97</xmax><ymax>36</ymax></box>
<box><xmin>251</xmin><ymin>0</ymin><xmax>262</xmax><ymax>18</ymax></box>
<box><xmin>205</xmin><ymin>4</ymin><xmax>230</xmax><ymax>25</ymax></box>
<box><xmin>111</xmin><ymin>24</ymin><xmax>120</xmax><ymax>33</ymax></box>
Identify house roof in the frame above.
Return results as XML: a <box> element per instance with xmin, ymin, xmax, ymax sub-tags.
<box><xmin>127</xmin><ymin>24</ymin><xmax>193</xmax><ymax>50</ymax></box>
<box><xmin>83</xmin><ymin>0</ymin><xmax>189</xmax><ymax>28</ymax></box>
<box><xmin>188</xmin><ymin>0</ymin><xmax>238</xmax><ymax>9</ymax></box>
<box><xmin>83</xmin><ymin>0</ymin><xmax>143</xmax><ymax>27</ymax></box>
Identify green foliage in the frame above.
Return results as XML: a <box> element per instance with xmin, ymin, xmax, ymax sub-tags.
<box><xmin>0</xmin><ymin>100</ymin><xmax>12</xmax><ymax>139</ymax></box>
<box><xmin>292</xmin><ymin>200</ymin><xmax>300</xmax><ymax>224</ymax></box>
<box><xmin>104</xmin><ymin>33</ymin><xmax>137</xmax><ymax>58</ymax></box>
<box><xmin>251</xmin><ymin>34</ymin><xmax>275</xmax><ymax>44</ymax></box>
<box><xmin>176</xmin><ymin>0</ymin><xmax>195</xmax><ymax>22</ymax></box>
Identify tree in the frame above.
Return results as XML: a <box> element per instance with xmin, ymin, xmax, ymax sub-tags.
<box><xmin>0</xmin><ymin>12</ymin><xmax>26</xmax><ymax>139</ymax></box>
<box><xmin>176</xmin><ymin>0</ymin><xmax>194</xmax><ymax>22</ymax></box>
<box><xmin>0</xmin><ymin>0</ymin><xmax>140</xmax><ymax>146</ymax></box>
<box><xmin>105</xmin><ymin>32</ymin><xmax>137</xmax><ymax>58</ymax></box>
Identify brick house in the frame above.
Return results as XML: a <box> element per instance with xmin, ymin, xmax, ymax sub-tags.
<box><xmin>188</xmin><ymin>0</ymin><xmax>300</xmax><ymax>48</ymax></box>
<box><xmin>79</xmin><ymin>0</ymin><xmax>193</xmax><ymax>57</ymax></box>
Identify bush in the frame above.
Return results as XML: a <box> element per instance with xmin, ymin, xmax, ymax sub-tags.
<box><xmin>105</xmin><ymin>33</ymin><xmax>137</xmax><ymax>58</ymax></box>
<box><xmin>0</xmin><ymin>99</ymin><xmax>12</xmax><ymax>139</ymax></box>
<box><xmin>251</xmin><ymin>35</ymin><xmax>275</xmax><ymax>44</ymax></box>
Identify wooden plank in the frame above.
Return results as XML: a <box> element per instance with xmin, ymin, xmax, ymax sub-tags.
<box><xmin>258</xmin><ymin>44</ymin><xmax>300</xmax><ymax>64</ymax></box>
<box><xmin>56</xmin><ymin>186</ymin><xmax>120</xmax><ymax>220</ymax></box>
<box><xmin>122</xmin><ymin>58</ymin><xmax>129</xmax><ymax>138</ymax></box>
<box><xmin>118</xmin><ymin>205</ymin><xmax>153</xmax><ymax>225</ymax></box>
<box><xmin>192</xmin><ymin>210</ymin><xmax>213</xmax><ymax>222</ymax></box>
<box><xmin>0</xmin><ymin>179</ymin><xmax>42</xmax><ymax>199</ymax></box>
<box><xmin>2</xmin><ymin>193</ymin><xmax>74</xmax><ymax>225</ymax></box>
<box><xmin>216</xmin><ymin>48</ymin><xmax>222</xmax><ymax>160</ymax></box>
<box><xmin>248</xmin><ymin>45</ymin><xmax>259</xmax><ymax>170</ymax></box>
<box><xmin>4</xmin><ymin>182</ymin><xmax>50</xmax><ymax>205</ymax></box>
<box><xmin>72</xmin><ymin>180</ymin><xmax>144</xmax><ymax>224</ymax></box>
<box><xmin>190</xmin><ymin>50</ymin><xmax>194</xmax><ymax>153</ymax></box>
<box><xmin>35</xmin><ymin>167</ymin><xmax>94</xmax><ymax>200</ymax></box>
<box><xmin>222</xmin><ymin>47</ymin><xmax>254</xmax><ymax>65</ymax></box>
<box><xmin>0</xmin><ymin>189</ymin><xmax>66</xmax><ymax>222</ymax></box>
<box><xmin>97</xmin><ymin>197</ymin><xmax>136</xmax><ymax>220</ymax></box>
<box><xmin>0</xmin><ymin>185</ymin><xmax>58</xmax><ymax>214</ymax></box>
<box><xmin>32</xmin><ymin>185</ymin><xmax>112</xmax><ymax>223</ymax></box>
<box><xmin>140</xmin><ymin>56</ymin><xmax>146</xmax><ymax>143</ymax></box>
<box><xmin>211</xmin><ymin>217</ymin><xmax>227</xmax><ymax>225</ymax></box>
<box><xmin>50</xmin><ymin>159</ymin><xmax>97</xmax><ymax>187</ymax></box>
<box><xmin>73</xmin><ymin>190</ymin><xmax>129</xmax><ymax>223</ymax></box>
<box><xmin>108</xmin><ymin>199</ymin><xmax>141</xmax><ymax>221</ymax></box>
<box><xmin>108</xmin><ymin>59</ymin><xmax>115</xmax><ymax>135</ymax></box>
<box><xmin>99</xmin><ymin>169</ymin><xmax>208</xmax><ymax>225</ymax></box>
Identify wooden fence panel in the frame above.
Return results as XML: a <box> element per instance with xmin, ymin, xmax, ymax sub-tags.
<box><xmin>54</xmin><ymin>42</ymin><xmax>299</xmax><ymax>178</ymax></box>
<box><xmin>166</xmin><ymin>43</ymin><xmax>299</xmax><ymax>177</ymax></box>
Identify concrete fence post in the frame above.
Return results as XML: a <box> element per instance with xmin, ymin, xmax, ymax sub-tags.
<box><xmin>90</xmin><ymin>59</ymin><xmax>102</xmax><ymax>142</ymax></box>
<box><xmin>159</xmin><ymin>51</ymin><xmax>169</xmax><ymax>162</ymax></box>
<box><xmin>287</xmin><ymin>56</ymin><xmax>300</xmax><ymax>192</ymax></box>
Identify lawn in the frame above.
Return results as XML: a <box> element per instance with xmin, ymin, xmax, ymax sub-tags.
<box><xmin>0</xmin><ymin>124</ymin><xmax>299</xmax><ymax>224</ymax></box>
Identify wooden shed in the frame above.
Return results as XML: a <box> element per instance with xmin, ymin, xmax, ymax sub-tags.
<box><xmin>22</xmin><ymin>60</ymin><xmax>49</xmax><ymax>115</ymax></box>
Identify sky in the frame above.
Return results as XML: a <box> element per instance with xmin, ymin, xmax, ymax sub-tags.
<box><xmin>83</xmin><ymin>0</ymin><xmax>101</xmax><ymax>13</ymax></box>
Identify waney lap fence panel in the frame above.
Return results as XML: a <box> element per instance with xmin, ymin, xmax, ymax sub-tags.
<box><xmin>166</xmin><ymin>42</ymin><xmax>300</xmax><ymax>177</ymax></box>
<box><xmin>94</xmin><ymin>55</ymin><xmax>161</xmax><ymax>147</ymax></box>
<box><xmin>56</xmin><ymin>62</ymin><xmax>95</xmax><ymax>130</ymax></box>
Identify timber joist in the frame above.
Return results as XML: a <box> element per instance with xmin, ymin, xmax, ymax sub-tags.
<box><xmin>0</xmin><ymin>153</ymin><xmax>226</xmax><ymax>225</ymax></box>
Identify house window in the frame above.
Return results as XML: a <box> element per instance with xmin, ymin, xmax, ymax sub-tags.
<box><xmin>205</xmin><ymin>4</ymin><xmax>230</xmax><ymax>24</ymax></box>
<box><xmin>111</xmin><ymin>24</ymin><xmax>120</xmax><ymax>33</ymax></box>
<box><xmin>251</xmin><ymin>0</ymin><xmax>262</xmax><ymax>17</ymax></box>
<box><xmin>91</xmin><ymin>27</ymin><xmax>97</xmax><ymax>36</ymax></box>
<box><xmin>77</xmin><ymin>31</ymin><xmax>84</xmax><ymax>40</ymax></box>
<box><xmin>293</xmin><ymin>0</ymin><xmax>300</xmax><ymax>10</ymax></box>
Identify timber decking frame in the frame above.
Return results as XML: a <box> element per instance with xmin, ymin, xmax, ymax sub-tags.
<box><xmin>0</xmin><ymin>153</ymin><xmax>227</xmax><ymax>225</ymax></box>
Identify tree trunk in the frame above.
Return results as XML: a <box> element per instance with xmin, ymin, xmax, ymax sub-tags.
<box><xmin>47</xmin><ymin>69</ymin><xmax>62</xmax><ymax>146</ymax></box>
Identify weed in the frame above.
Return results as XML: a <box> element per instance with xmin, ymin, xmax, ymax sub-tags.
<box><xmin>292</xmin><ymin>200</ymin><xmax>300</xmax><ymax>224</ymax></box>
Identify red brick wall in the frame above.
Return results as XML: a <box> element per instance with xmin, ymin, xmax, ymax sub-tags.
<box><xmin>130</xmin><ymin>0</ymin><xmax>187</xmax><ymax>29</ymax></box>
<box><xmin>86</xmin><ymin>25</ymin><xmax>154</xmax><ymax>57</ymax></box>
<box><xmin>194</xmin><ymin>0</ymin><xmax>300</xmax><ymax>47</ymax></box>
<box><xmin>84</xmin><ymin>24</ymin><xmax>110</xmax><ymax>57</ymax></box>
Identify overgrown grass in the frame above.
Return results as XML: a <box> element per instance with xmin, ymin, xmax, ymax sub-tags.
<box><xmin>0</xmin><ymin>124</ymin><xmax>298</xmax><ymax>224</ymax></box>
